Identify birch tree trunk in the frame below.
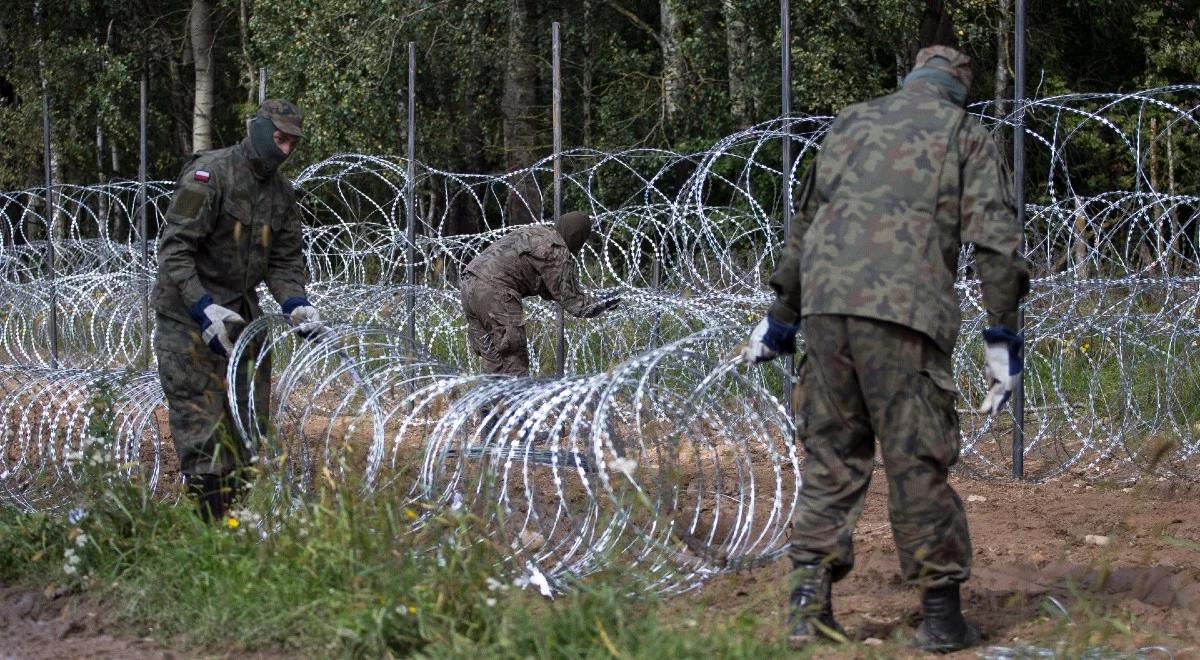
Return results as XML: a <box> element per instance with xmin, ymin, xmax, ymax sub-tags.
<box><xmin>190</xmin><ymin>0</ymin><xmax>215</xmax><ymax>153</ymax></box>
<box><xmin>660</xmin><ymin>0</ymin><xmax>684</xmax><ymax>137</ymax></box>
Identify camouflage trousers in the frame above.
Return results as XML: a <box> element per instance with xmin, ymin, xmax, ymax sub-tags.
<box><xmin>155</xmin><ymin>310</ymin><xmax>271</xmax><ymax>477</ymax></box>
<box><xmin>461</xmin><ymin>276</ymin><xmax>530</xmax><ymax>377</ymax></box>
<box><xmin>789</xmin><ymin>314</ymin><xmax>971</xmax><ymax>589</ymax></box>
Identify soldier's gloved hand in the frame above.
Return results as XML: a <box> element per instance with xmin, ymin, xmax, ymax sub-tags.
<box><xmin>978</xmin><ymin>325</ymin><xmax>1023</xmax><ymax>414</ymax></box>
<box><xmin>189</xmin><ymin>294</ymin><xmax>246</xmax><ymax>358</ymax></box>
<box><xmin>742</xmin><ymin>315</ymin><xmax>798</xmax><ymax>363</ymax></box>
<box><xmin>581</xmin><ymin>297</ymin><xmax>621</xmax><ymax>318</ymax></box>
<box><xmin>282</xmin><ymin>296</ymin><xmax>325</xmax><ymax>338</ymax></box>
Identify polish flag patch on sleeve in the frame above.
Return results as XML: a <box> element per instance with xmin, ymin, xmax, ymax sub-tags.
<box><xmin>194</xmin><ymin>170</ymin><xmax>211</xmax><ymax>183</ymax></box>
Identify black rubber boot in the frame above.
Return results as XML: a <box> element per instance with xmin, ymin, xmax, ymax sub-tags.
<box><xmin>187</xmin><ymin>474</ymin><xmax>227</xmax><ymax>523</ymax></box>
<box><xmin>787</xmin><ymin>563</ymin><xmax>848</xmax><ymax>649</ymax></box>
<box><xmin>914</xmin><ymin>584</ymin><xmax>981</xmax><ymax>653</ymax></box>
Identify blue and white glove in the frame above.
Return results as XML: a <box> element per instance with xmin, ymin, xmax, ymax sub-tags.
<box><xmin>189</xmin><ymin>294</ymin><xmax>246</xmax><ymax>358</ymax></box>
<box><xmin>282</xmin><ymin>296</ymin><xmax>324</xmax><ymax>337</ymax></box>
<box><xmin>978</xmin><ymin>325</ymin><xmax>1023</xmax><ymax>414</ymax></box>
<box><xmin>742</xmin><ymin>315</ymin><xmax>799</xmax><ymax>363</ymax></box>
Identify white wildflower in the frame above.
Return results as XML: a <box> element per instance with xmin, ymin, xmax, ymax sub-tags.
<box><xmin>609</xmin><ymin>457</ymin><xmax>638</xmax><ymax>477</ymax></box>
<box><xmin>485</xmin><ymin>597</ymin><xmax>497</xmax><ymax>607</ymax></box>
<box><xmin>74</xmin><ymin>532</ymin><xmax>88</xmax><ymax>548</ymax></box>
<box><xmin>63</xmin><ymin>564</ymin><xmax>78</xmax><ymax>575</ymax></box>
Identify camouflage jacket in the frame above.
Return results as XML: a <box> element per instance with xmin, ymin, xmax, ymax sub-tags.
<box><xmin>152</xmin><ymin>138</ymin><xmax>309</xmax><ymax>324</ymax></box>
<box><xmin>464</xmin><ymin>225</ymin><xmax>592</xmax><ymax>316</ymax></box>
<box><xmin>769</xmin><ymin>78</ymin><xmax>1029</xmax><ymax>355</ymax></box>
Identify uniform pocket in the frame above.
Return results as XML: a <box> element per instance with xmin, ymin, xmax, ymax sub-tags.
<box><xmin>918</xmin><ymin>366</ymin><xmax>961</xmax><ymax>465</ymax></box>
<box><xmin>489</xmin><ymin>311</ymin><xmax>527</xmax><ymax>355</ymax></box>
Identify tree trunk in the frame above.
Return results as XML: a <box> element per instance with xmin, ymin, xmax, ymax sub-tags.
<box><xmin>50</xmin><ymin>147</ymin><xmax>64</xmax><ymax>240</ymax></box>
<box><xmin>994</xmin><ymin>0</ymin><xmax>1011</xmax><ymax>121</ymax></box>
<box><xmin>917</xmin><ymin>0</ymin><xmax>956</xmax><ymax>50</ymax></box>
<box><xmin>660</xmin><ymin>0</ymin><xmax>684</xmax><ymax>137</ymax></box>
<box><xmin>723</xmin><ymin>0</ymin><xmax>750</xmax><ymax>128</ymax></box>
<box><xmin>502</xmin><ymin>0</ymin><xmax>540</xmax><ymax>225</ymax></box>
<box><xmin>239</xmin><ymin>0</ymin><xmax>257</xmax><ymax>107</ymax></box>
<box><xmin>190</xmin><ymin>0</ymin><xmax>215</xmax><ymax>153</ymax></box>
<box><xmin>167</xmin><ymin>23</ymin><xmax>192</xmax><ymax>156</ymax></box>
<box><xmin>582</xmin><ymin>0</ymin><xmax>593</xmax><ymax>145</ymax></box>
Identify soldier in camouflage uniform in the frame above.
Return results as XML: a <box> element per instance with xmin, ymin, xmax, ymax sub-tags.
<box><xmin>744</xmin><ymin>47</ymin><xmax>1029</xmax><ymax>652</ymax></box>
<box><xmin>153</xmin><ymin>99</ymin><xmax>322</xmax><ymax>521</ymax></box>
<box><xmin>461</xmin><ymin>211</ymin><xmax>620</xmax><ymax>376</ymax></box>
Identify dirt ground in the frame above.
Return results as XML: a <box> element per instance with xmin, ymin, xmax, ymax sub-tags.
<box><xmin>4</xmin><ymin>472</ymin><xmax>1199</xmax><ymax>658</ymax></box>
<box><xmin>671</xmin><ymin>472</ymin><xmax>1200</xmax><ymax>657</ymax></box>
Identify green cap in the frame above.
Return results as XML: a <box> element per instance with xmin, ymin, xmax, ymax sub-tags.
<box><xmin>256</xmin><ymin>99</ymin><xmax>304</xmax><ymax>137</ymax></box>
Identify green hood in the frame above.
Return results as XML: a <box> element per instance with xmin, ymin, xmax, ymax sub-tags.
<box><xmin>556</xmin><ymin>211</ymin><xmax>592</xmax><ymax>254</ymax></box>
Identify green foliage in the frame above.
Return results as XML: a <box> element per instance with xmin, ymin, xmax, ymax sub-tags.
<box><xmin>1</xmin><ymin>0</ymin><xmax>1194</xmax><ymax>196</ymax></box>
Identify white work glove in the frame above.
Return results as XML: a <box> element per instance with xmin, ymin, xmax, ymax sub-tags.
<box><xmin>188</xmin><ymin>294</ymin><xmax>246</xmax><ymax>358</ymax></box>
<box><xmin>282</xmin><ymin>296</ymin><xmax>324</xmax><ymax>337</ymax></box>
<box><xmin>742</xmin><ymin>315</ymin><xmax>798</xmax><ymax>363</ymax></box>
<box><xmin>978</xmin><ymin>325</ymin><xmax>1023</xmax><ymax>414</ymax></box>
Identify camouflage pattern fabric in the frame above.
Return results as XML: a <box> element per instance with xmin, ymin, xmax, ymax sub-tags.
<box><xmin>256</xmin><ymin>99</ymin><xmax>304</xmax><ymax>137</ymax></box>
<box><xmin>464</xmin><ymin>225</ymin><xmax>593</xmax><ymax>316</ymax></box>
<box><xmin>768</xmin><ymin>70</ymin><xmax>1029</xmax><ymax>356</ymax></box>
<box><xmin>789</xmin><ymin>314</ymin><xmax>970</xmax><ymax>589</ymax></box>
<box><xmin>461</xmin><ymin>225</ymin><xmax>596</xmax><ymax>375</ymax></box>
<box><xmin>152</xmin><ymin>139</ymin><xmax>308</xmax><ymax>327</ymax></box>
<box><xmin>155</xmin><ymin>311</ymin><xmax>271</xmax><ymax>477</ymax></box>
<box><xmin>461</xmin><ymin>279</ymin><xmax>530</xmax><ymax>376</ymax></box>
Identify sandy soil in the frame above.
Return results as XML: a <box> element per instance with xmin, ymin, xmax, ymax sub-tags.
<box><xmin>0</xmin><ymin>585</ymin><xmax>173</xmax><ymax>660</ymax></box>
<box><xmin>669</xmin><ymin>473</ymin><xmax>1200</xmax><ymax>657</ymax></box>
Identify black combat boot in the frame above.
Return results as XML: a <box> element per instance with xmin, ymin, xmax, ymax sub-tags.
<box><xmin>787</xmin><ymin>563</ymin><xmax>848</xmax><ymax>649</ymax></box>
<box><xmin>187</xmin><ymin>474</ymin><xmax>227</xmax><ymax>523</ymax></box>
<box><xmin>914</xmin><ymin>584</ymin><xmax>981</xmax><ymax>653</ymax></box>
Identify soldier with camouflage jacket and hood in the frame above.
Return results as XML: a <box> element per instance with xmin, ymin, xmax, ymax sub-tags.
<box><xmin>744</xmin><ymin>46</ymin><xmax>1029</xmax><ymax>652</ymax></box>
<box><xmin>153</xmin><ymin>100</ymin><xmax>322</xmax><ymax>522</ymax></box>
<box><xmin>461</xmin><ymin>211</ymin><xmax>620</xmax><ymax>376</ymax></box>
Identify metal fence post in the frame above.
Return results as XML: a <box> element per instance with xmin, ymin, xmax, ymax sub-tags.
<box><xmin>405</xmin><ymin>42</ymin><xmax>417</xmax><ymax>350</ymax></box>
<box><xmin>41</xmin><ymin>79</ymin><xmax>59</xmax><ymax>369</ymax></box>
<box><xmin>1012</xmin><ymin>0</ymin><xmax>1027</xmax><ymax>478</ymax></box>
<box><xmin>139</xmin><ymin>73</ymin><xmax>150</xmax><ymax>370</ymax></box>
<box><xmin>780</xmin><ymin>0</ymin><xmax>794</xmax><ymax>410</ymax></box>
<box><xmin>258</xmin><ymin>67</ymin><xmax>266</xmax><ymax>104</ymax></box>
<box><xmin>553</xmin><ymin>22</ymin><xmax>565</xmax><ymax>377</ymax></box>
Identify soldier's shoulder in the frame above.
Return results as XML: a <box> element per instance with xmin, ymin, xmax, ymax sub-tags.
<box><xmin>180</xmin><ymin>146</ymin><xmax>240</xmax><ymax>185</ymax></box>
<box><xmin>271</xmin><ymin>171</ymin><xmax>298</xmax><ymax>201</ymax></box>
<box><xmin>958</xmin><ymin>117</ymin><xmax>1001</xmax><ymax>154</ymax></box>
<box><xmin>528</xmin><ymin>224</ymin><xmax>567</xmax><ymax>248</ymax></box>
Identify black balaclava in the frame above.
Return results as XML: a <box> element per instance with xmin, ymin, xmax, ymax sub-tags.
<box><xmin>246</xmin><ymin>116</ymin><xmax>289</xmax><ymax>179</ymax></box>
<box><xmin>556</xmin><ymin>211</ymin><xmax>593</xmax><ymax>254</ymax></box>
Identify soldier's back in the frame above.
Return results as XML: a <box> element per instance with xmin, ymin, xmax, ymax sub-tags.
<box><xmin>802</xmin><ymin>87</ymin><xmax>971</xmax><ymax>354</ymax></box>
<box><xmin>464</xmin><ymin>225</ymin><xmax>565</xmax><ymax>297</ymax></box>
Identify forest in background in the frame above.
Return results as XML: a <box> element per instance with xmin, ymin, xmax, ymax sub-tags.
<box><xmin>0</xmin><ymin>0</ymin><xmax>1196</xmax><ymax>234</ymax></box>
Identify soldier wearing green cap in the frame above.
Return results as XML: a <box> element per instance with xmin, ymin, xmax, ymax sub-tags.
<box><xmin>460</xmin><ymin>211</ymin><xmax>621</xmax><ymax>376</ymax></box>
<box><xmin>744</xmin><ymin>46</ymin><xmax>1029</xmax><ymax>652</ymax></box>
<box><xmin>153</xmin><ymin>99</ymin><xmax>322</xmax><ymax>521</ymax></box>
